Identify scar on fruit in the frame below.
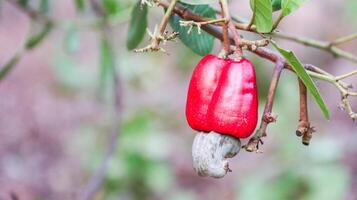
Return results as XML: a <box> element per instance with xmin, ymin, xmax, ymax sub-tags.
<box><xmin>192</xmin><ymin>132</ymin><xmax>241</xmax><ymax>178</ymax></box>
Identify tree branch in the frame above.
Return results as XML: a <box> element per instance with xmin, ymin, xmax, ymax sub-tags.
<box><xmin>156</xmin><ymin>1</ymin><xmax>357</xmax><ymax>88</ymax></box>
<box><xmin>305</xmin><ymin>66</ymin><xmax>357</xmax><ymax>120</ymax></box>
<box><xmin>273</xmin><ymin>32</ymin><xmax>357</xmax><ymax>63</ymax></box>
<box><xmin>79</xmin><ymin>1</ymin><xmax>123</xmax><ymax>200</ymax></box>
<box><xmin>296</xmin><ymin>79</ymin><xmax>315</xmax><ymax>145</ymax></box>
<box><xmin>244</xmin><ymin>59</ymin><xmax>284</xmax><ymax>152</ymax></box>
<box><xmin>296</xmin><ymin>79</ymin><xmax>308</xmax><ymax>137</ymax></box>
<box><xmin>179</xmin><ymin>18</ymin><xmax>227</xmax><ymax>34</ymax></box>
<box><xmin>225</xmin><ymin>12</ymin><xmax>357</xmax><ymax>63</ymax></box>
<box><xmin>220</xmin><ymin>0</ymin><xmax>242</xmax><ymax>57</ymax></box>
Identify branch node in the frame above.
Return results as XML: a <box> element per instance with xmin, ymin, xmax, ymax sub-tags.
<box><xmin>263</xmin><ymin>112</ymin><xmax>277</xmax><ymax>123</ymax></box>
<box><xmin>179</xmin><ymin>18</ymin><xmax>227</xmax><ymax>35</ymax></box>
<box><xmin>296</xmin><ymin>120</ymin><xmax>309</xmax><ymax>137</ymax></box>
<box><xmin>179</xmin><ymin>20</ymin><xmax>202</xmax><ymax>34</ymax></box>
<box><xmin>134</xmin><ymin>26</ymin><xmax>178</xmax><ymax>53</ymax></box>
<box><xmin>301</xmin><ymin>126</ymin><xmax>315</xmax><ymax>146</ymax></box>
<box><xmin>340</xmin><ymin>96</ymin><xmax>357</xmax><ymax>121</ymax></box>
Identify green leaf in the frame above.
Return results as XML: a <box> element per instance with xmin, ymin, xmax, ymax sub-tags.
<box><xmin>25</xmin><ymin>22</ymin><xmax>53</xmax><ymax>50</ymax></box>
<box><xmin>75</xmin><ymin>0</ymin><xmax>85</xmax><ymax>11</ymax></box>
<box><xmin>178</xmin><ymin>0</ymin><xmax>216</xmax><ymax>5</ymax></box>
<box><xmin>169</xmin><ymin>4</ymin><xmax>215</xmax><ymax>56</ymax></box>
<box><xmin>102</xmin><ymin>0</ymin><xmax>120</xmax><ymax>16</ymax></box>
<box><xmin>100</xmin><ymin>36</ymin><xmax>115</xmax><ymax>90</ymax></box>
<box><xmin>272</xmin><ymin>42</ymin><xmax>330</xmax><ymax>119</ymax></box>
<box><xmin>0</xmin><ymin>54</ymin><xmax>21</xmax><ymax>81</ymax></box>
<box><xmin>126</xmin><ymin>2</ymin><xmax>148</xmax><ymax>50</ymax></box>
<box><xmin>272</xmin><ymin>0</ymin><xmax>282</xmax><ymax>11</ymax></box>
<box><xmin>250</xmin><ymin>0</ymin><xmax>273</xmax><ymax>33</ymax></box>
<box><xmin>281</xmin><ymin>0</ymin><xmax>308</xmax><ymax>17</ymax></box>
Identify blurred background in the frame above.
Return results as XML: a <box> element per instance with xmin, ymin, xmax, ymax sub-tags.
<box><xmin>0</xmin><ymin>0</ymin><xmax>356</xmax><ymax>199</ymax></box>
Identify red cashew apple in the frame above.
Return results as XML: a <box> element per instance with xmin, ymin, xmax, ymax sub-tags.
<box><xmin>186</xmin><ymin>54</ymin><xmax>258</xmax><ymax>138</ymax></box>
<box><xmin>187</xmin><ymin>54</ymin><xmax>258</xmax><ymax>178</ymax></box>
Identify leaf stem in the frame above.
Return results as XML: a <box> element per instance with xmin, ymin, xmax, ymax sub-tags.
<box><xmin>153</xmin><ymin>0</ymin><xmax>178</xmax><ymax>49</ymax></box>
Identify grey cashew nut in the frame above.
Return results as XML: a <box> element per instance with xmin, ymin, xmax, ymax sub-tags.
<box><xmin>192</xmin><ymin>132</ymin><xmax>241</xmax><ymax>178</ymax></box>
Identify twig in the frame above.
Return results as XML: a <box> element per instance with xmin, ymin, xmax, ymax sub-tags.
<box><xmin>335</xmin><ymin>70</ymin><xmax>357</xmax><ymax>81</ymax></box>
<box><xmin>174</xmin><ymin>13</ymin><xmax>269</xmax><ymax>49</ymax></box>
<box><xmin>79</xmin><ymin>85</ymin><xmax>121</xmax><ymax>200</ymax></box>
<box><xmin>332</xmin><ymin>33</ymin><xmax>357</xmax><ymax>45</ymax></box>
<box><xmin>158</xmin><ymin>0</ymin><xmax>356</xmax><ymax>65</ymax></box>
<box><xmin>296</xmin><ymin>79</ymin><xmax>315</xmax><ymax>145</ymax></box>
<box><xmin>195</xmin><ymin>22</ymin><xmax>357</xmax><ymax>94</ymax></box>
<box><xmin>158</xmin><ymin>0</ymin><xmax>177</xmax><ymax>38</ymax></box>
<box><xmin>306</xmin><ymin>70</ymin><xmax>357</xmax><ymax>96</ymax></box>
<box><xmin>79</xmin><ymin>45</ymin><xmax>122</xmax><ymax>200</ymax></box>
<box><xmin>214</xmin><ymin>9</ymin><xmax>255</xmax><ymax>32</ymax></box>
<box><xmin>244</xmin><ymin>60</ymin><xmax>284</xmax><ymax>152</ymax></box>
<box><xmin>296</xmin><ymin>79</ymin><xmax>308</xmax><ymax>137</ymax></box>
<box><xmin>341</xmin><ymin>97</ymin><xmax>357</xmax><ymax>121</ymax></box>
<box><xmin>273</xmin><ymin>32</ymin><xmax>357</xmax><ymax>63</ymax></box>
<box><xmin>305</xmin><ymin>65</ymin><xmax>357</xmax><ymax>120</ymax></box>
<box><xmin>219</xmin><ymin>1</ymin><xmax>230</xmax><ymax>57</ymax></box>
<box><xmin>227</xmin><ymin>11</ymin><xmax>357</xmax><ymax>58</ymax></box>
<box><xmin>79</xmin><ymin>1</ymin><xmax>122</xmax><ymax>200</ymax></box>
<box><xmin>303</xmin><ymin>64</ymin><xmax>352</xmax><ymax>89</ymax></box>
<box><xmin>135</xmin><ymin>0</ymin><xmax>179</xmax><ymax>53</ymax></box>
<box><xmin>220</xmin><ymin>0</ymin><xmax>242</xmax><ymax>58</ymax></box>
<box><xmin>224</xmin><ymin>13</ymin><xmax>357</xmax><ymax>63</ymax></box>
<box><xmin>179</xmin><ymin>18</ymin><xmax>226</xmax><ymax>34</ymax></box>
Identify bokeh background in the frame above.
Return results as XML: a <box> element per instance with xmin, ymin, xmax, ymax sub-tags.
<box><xmin>0</xmin><ymin>0</ymin><xmax>356</xmax><ymax>199</ymax></box>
